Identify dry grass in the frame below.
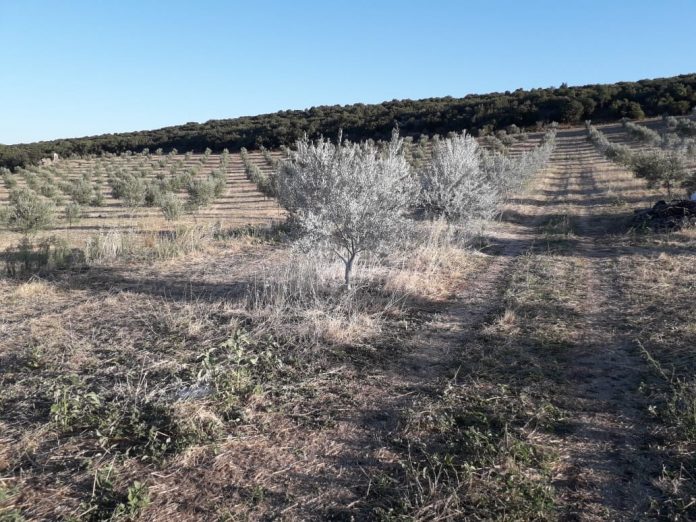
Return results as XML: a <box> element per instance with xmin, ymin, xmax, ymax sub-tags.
<box><xmin>7</xmin><ymin>278</ymin><xmax>57</xmax><ymax>301</ymax></box>
<box><xmin>615</xmin><ymin>244</ymin><xmax>696</xmax><ymax>518</ymax></box>
<box><xmin>0</xmin><ymin>213</ymin><xmax>485</xmax><ymax>520</ymax></box>
<box><xmin>367</xmin><ymin>247</ymin><xmax>586</xmax><ymax>520</ymax></box>
<box><xmin>2</xmin><ymin>124</ymin><xmax>695</xmax><ymax>520</ymax></box>
<box><xmin>384</xmin><ymin>219</ymin><xmax>482</xmax><ymax>300</ymax></box>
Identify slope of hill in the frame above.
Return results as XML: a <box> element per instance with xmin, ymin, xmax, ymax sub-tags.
<box><xmin>1</xmin><ymin>73</ymin><xmax>694</xmax><ymax>169</ymax></box>
<box><xmin>2</xmin><ymin>122</ymin><xmax>696</xmax><ymax>519</ymax></box>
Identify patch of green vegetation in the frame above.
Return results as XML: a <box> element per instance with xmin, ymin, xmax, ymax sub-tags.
<box><xmin>48</xmin><ymin>375</ymin><xmax>219</xmax><ymax>460</ymax></box>
<box><xmin>4</xmin><ymin>236</ymin><xmax>84</xmax><ymax>275</ymax></box>
<box><xmin>197</xmin><ymin>330</ymin><xmax>283</xmax><ymax>420</ymax></box>
<box><xmin>73</xmin><ymin>466</ymin><xmax>149</xmax><ymax>521</ymax></box>
<box><xmin>0</xmin><ymin>485</ymin><xmax>25</xmax><ymax>522</ymax></box>
<box><xmin>371</xmin><ymin>382</ymin><xmax>557</xmax><ymax>520</ymax></box>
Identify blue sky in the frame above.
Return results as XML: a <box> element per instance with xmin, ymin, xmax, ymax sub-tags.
<box><xmin>1</xmin><ymin>0</ymin><xmax>694</xmax><ymax>144</ymax></box>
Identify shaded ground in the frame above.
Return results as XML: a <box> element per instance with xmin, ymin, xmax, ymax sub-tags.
<box><xmin>2</xmin><ymin>124</ymin><xmax>695</xmax><ymax>520</ymax></box>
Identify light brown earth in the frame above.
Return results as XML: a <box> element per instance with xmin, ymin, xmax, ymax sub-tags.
<box><xmin>1</xmin><ymin>123</ymin><xmax>695</xmax><ymax>520</ymax></box>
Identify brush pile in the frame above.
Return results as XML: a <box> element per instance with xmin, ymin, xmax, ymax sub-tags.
<box><xmin>633</xmin><ymin>200</ymin><xmax>696</xmax><ymax>231</ymax></box>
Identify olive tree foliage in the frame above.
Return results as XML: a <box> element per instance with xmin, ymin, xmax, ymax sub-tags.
<box><xmin>159</xmin><ymin>193</ymin><xmax>184</xmax><ymax>221</ymax></box>
<box><xmin>4</xmin><ymin>188</ymin><xmax>55</xmax><ymax>234</ymax></box>
<box><xmin>482</xmin><ymin>129</ymin><xmax>556</xmax><ymax>197</ymax></box>
<box><xmin>277</xmin><ymin>130</ymin><xmax>415</xmax><ymax>288</ymax></box>
<box><xmin>665</xmin><ymin>115</ymin><xmax>696</xmax><ymax>138</ymax></box>
<box><xmin>419</xmin><ymin>132</ymin><xmax>499</xmax><ymax>221</ymax></box>
<box><xmin>622</xmin><ymin>119</ymin><xmax>661</xmax><ymax>145</ymax></box>
<box><xmin>64</xmin><ymin>202</ymin><xmax>82</xmax><ymax>228</ymax></box>
<box><xmin>586</xmin><ymin>122</ymin><xmax>633</xmax><ymax>165</ymax></box>
<box><xmin>419</xmin><ymin>130</ymin><xmax>556</xmax><ymax>221</ymax></box>
<box><xmin>631</xmin><ymin>149</ymin><xmax>688</xmax><ymax>198</ymax></box>
<box><xmin>586</xmin><ymin>122</ymin><xmax>690</xmax><ymax>198</ymax></box>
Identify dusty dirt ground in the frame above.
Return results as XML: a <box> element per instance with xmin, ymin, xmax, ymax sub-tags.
<box><xmin>1</xmin><ymin>123</ymin><xmax>695</xmax><ymax>520</ymax></box>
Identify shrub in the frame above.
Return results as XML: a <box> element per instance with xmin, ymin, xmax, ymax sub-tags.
<box><xmin>630</xmin><ymin>150</ymin><xmax>688</xmax><ymax>198</ymax></box>
<box><xmin>210</xmin><ymin>171</ymin><xmax>226</xmax><ymax>197</ymax></box>
<box><xmin>110</xmin><ymin>174</ymin><xmax>146</xmax><ymax>209</ymax></box>
<box><xmin>623</xmin><ymin>119</ymin><xmax>661</xmax><ymax>145</ymax></box>
<box><xmin>4</xmin><ymin>236</ymin><xmax>82</xmax><ymax>274</ymax></box>
<box><xmin>144</xmin><ymin>181</ymin><xmax>164</xmax><ymax>207</ymax></box>
<box><xmin>244</xmin><ymin>161</ymin><xmax>275</xmax><ymax>197</ymax></box>
<box><xmin>586</xmin><ymin>124</ymin><xmax>633</xmax><ymax>166</ymax></box>
<box><xmin>69</xmin><ymin>178</ymin><xmax>94</xmax><ymax>205</ymax></box>
<box><xmin>588</xmin><ymin>123</ymin><xmax>689</xmax><ymax>198</ymax></box>
<box><xmin>419</xmin><ymin>132</ymin><xmax>498</xmax><ymax>221</ymax></box>
<box><xmin>169</xmin><ymin>170</ymin><xmax>193</xmax><ymax>191</ymax></box>
<box><xmin>39</xmin><ymin>181</ymin><xmax>58</xmax><ymax>199</ymax></box>
<box><xmin>674</xmin><ymin>118</ymin><xmax>696</xmax><ymax>138</ymax></box>
<box><xmin>2</xmin><ymin>168</ymin><xmax>17</xmax><ymax>188</ymax></box>
<box><xmin>261</xmin><ymin>147</ymin><xmax>278</xmax><ymax>168</ymax></box>
<box><xmin>91</xmin><ymin>184</ymin><xmax>105</xmax><ymax>206</ymax></box>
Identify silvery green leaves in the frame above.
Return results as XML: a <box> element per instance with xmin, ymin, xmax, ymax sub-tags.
<box><xmin>419</xmin><ymin>132</ymin><xmax>498</xmax><ymax>221</ymax></box>
<box><xmin>278</xmin><ymin>130</ymin><xmax>416</xmax><ymax>287</ymax></box>
<box><xmin>6</xmin><ymin>187</ymin><xmax>55</xmax><ymax>234</ymax></box>
<box><xmin>420</xmin><ymin>130</ymin><xmax>556</xmax><ymax>222</ymax></box>
<box><xmin>587</xmin><ymin>122</ymin><xmax>691</xmax><ymax>198</ymax></box>
<box><xmin>277</xmin><ymin>128</ymin><xmax>558</xmax><ymax>288</ymax></box>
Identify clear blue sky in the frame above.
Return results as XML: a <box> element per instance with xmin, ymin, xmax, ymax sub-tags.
<box><xmin>1</xmin><ymin>0</ymin><xmax>694</xmax><ymax>144</ymax></box>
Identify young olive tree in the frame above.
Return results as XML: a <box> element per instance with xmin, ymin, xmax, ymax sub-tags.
<box><xmin>5</xmin><ymin>188</ymin><xmax>55</xmax><ymax>235</ymax></box>
<box><xmin>64</xmin><ymin>202</ymin><xmax>82</xmax><ymax>228</ymax></box>
<box><xmin>419</xmin><ymin>132</ymin><xmax>499</xmax><ymax>221</ymax></box>
<box><xmin>278</xmin><ymin>130</ymin><xmax>415</xmax><ymax>288</ymax></box>
<box><xmin>622</xmin><ymin>119</ymin><xmax>662</xmax><ymax>145</ymax></box>
<box><xmin>159</xmin><ymin>193</ymin><xmax>184</xmax><ymax>221</ymax></box>
<box><xmin>630</xmin><ymin>150</ymin><xmax>688</xmax><ymax>198</ymax></box>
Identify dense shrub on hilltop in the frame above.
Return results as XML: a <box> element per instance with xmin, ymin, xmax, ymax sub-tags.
<box><xmin>1</xmin><ymin>73</ymin><xmax>694</xmax><ymax>169</ymax></box>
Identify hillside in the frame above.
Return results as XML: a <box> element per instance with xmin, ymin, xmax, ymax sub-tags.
<box><xmin>1</xmin><ymin>73</ymin><xmax>694</xmax><ymax>170</ymax></box>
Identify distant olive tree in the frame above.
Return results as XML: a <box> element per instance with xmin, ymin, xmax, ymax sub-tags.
<box><xmin>5</xmin><ymin>188</ymin><xmax>55</xmax><ymax>235</ymax></box>
<box><xmin>2</xmin><ymin>168</ymin><xmax>17</xmax><ymax>189</ymax></box>
<box><xmin>631</xmin><ymin>150</ymin><xmax>688</xmax><ymax>198</ymax></box>
<box><xmin>121</xmin><ymin>176</ymin><xmax>147</xmax><ymax>209</ymax></box>
<box><xmin>622</xmin><ymin>119</ymin><xmax>661</xmax><ymax>145</ymax></box>
<box><xmin>64</xmin><ymin>202</ymin><xmax>82</xmax><ymax>229</ymax></box>
<box><xmin>186</xmin><ymin>178</ymin><xmax>216</xmax><ymax>211</ymax></box>
<box><xmin>69</xmin><ymin>178</ymin><xmax>94</xmax><ymax>205</ymax></box>
<box><xmin>588</xmin><ymin>123</ymin><xmax>689</xmax><ymax>198</ymax></box>
<box><xmin>159</xmin><ymin>193</ymin><xmax>184</xmax><ymax>221</ymax></box>
<box><xmin>278</xmin><ymin>130</ymin><xmax>415</xmax><ymax>288</ymax></box>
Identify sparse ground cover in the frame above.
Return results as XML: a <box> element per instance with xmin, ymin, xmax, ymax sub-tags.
<box><xmin>0</xmin><ymin>150</ymin><xmax>284</xmax><ymax>251</ymax></box>
<box><xmin>2</xmin><ymin>123</ymin><xmax>696</xmax><ymax>521</ymax></box>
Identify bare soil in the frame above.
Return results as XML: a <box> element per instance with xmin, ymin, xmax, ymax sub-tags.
<box><xmin>2</xmin><ymin>123</ymin><xmax>695</xmax><ymax>520</ymax></box>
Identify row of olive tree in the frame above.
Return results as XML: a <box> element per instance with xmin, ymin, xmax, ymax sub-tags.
<box><xmin>622</xmin><ymin>119</ymin><xmax>661</xmax><ymax>145</ymax></box>
<box><xmin>586</xmin><ymin>122</ymin><xmax>692</xmax><ymax>198</ymax></box>
<box><xmin>240</xmin><ymin>148</ymin><xmax>276</xmax><ymax>197</ymax></box>
<box><xmin>277</xmin><ymin>129</ymin><xmax>556</xmax><ymax>287</ymax></box>
<box><xmin>665</xmin><ymin>114</ymin><xmax>696</xmax><ymax>138</ymax></box>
